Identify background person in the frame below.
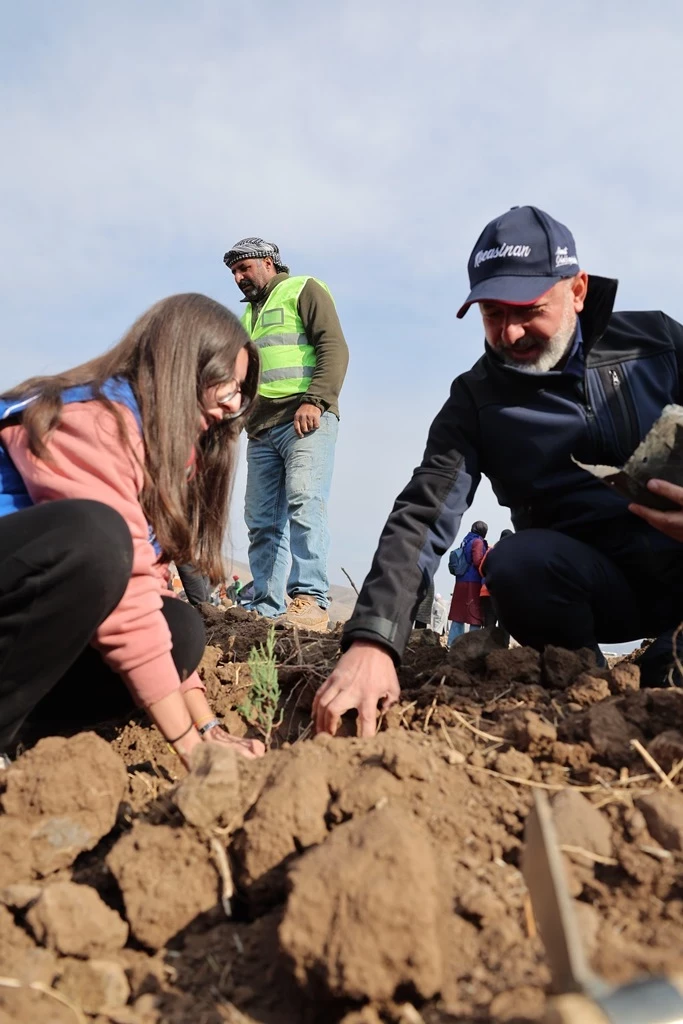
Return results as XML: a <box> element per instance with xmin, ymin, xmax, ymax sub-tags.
<box><xmin>224</xmin><ymin>237</ymin><xmax>349</xmax><ymax>632</ymax></box>
<box><xmin>314</xmin><ymin>205</ymin><xmax>683</xmax><ymax>737</ymax></box>
<box><xmin>480</xmin><ymin>529</ymin><xmax>514</xmax><ymax>641</ymax></box>
<box><xmin>431</xmin><ymin>593</ymin><xmax>448</xmax><ymax>636</ymax></box>
<box><xmin>0</xmin><ymin>294</ymin><xmax>265</xmax><ymax>766</ymax></box>
<box><xmin>447</xmin><ymin>520</ymin><xmax>488</xmax><ymax>645</ymax></box>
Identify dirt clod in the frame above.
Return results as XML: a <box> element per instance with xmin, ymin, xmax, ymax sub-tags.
<box><xmin>25</xmin><ymin>881</ymin><xmax>128</xmax><ymax>956</ymax></box>
<box><xmin>280</xmin><ymin>806</ymin><xmax>443</xmax><ymax>1003</ymax></box>
<box><xmin>551</xmin><ymin>789</ymin><xmax>613</xmax><ymax>860</ymax></box>
<box><xmin>586</xmin><ymin>701</ymin><xmax>640</xmax><ymax>765</ymax></box>
<box><xmin>56</xmin><ymin>957</ymin><xmax>131</xmax><ymax>1013</ymax></box>
<box><xmin>173</xmin><ymin>742</ymin><xmax>241</xmax><ymax>828</ymax></box>
<box><xmin>3</xmin><ymin>615</ymin><xmax>683</xmax><ymax>1024</ymax></box>
<box><xmin>107</xmin><ymin>822</ymin><xmax>219</xmax><ymax>949</ymax></box>
<box><xmin>0</xmin><ymin>732</ymin><xmax>127</xmax><ymax>876</ymax></box>
<box><xmin>636</xmin><ymin>790</ymin><xmax>683</xmax><ymax>851</ymax></box>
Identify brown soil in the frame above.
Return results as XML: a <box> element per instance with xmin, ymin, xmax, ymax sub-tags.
<box><xmin>0</xmin><ymin>610</ymin><xmax>682</xmax><ymax>1024</ymax></box>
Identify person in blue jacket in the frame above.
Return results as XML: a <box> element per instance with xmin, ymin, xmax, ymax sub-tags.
<box><xmin>315</xmin><ymin>205</ymin><xmax>683</xmax><ymax>736</ymax></box>
<box><xmin>447</xmin><ymin>521</ymin><xmax>488</xmax><ymax>645</ymax></box>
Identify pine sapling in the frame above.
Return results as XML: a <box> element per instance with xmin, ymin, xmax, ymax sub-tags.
<box><xmin>237</xmin><ymin>625</ymin><xmax>283</xmax><ymax>747</ymax></box>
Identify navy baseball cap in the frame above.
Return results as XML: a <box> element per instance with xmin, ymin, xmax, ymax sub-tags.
<box><xmin>457</xmin><ymin>206</ymin><xmax>580</xmax><ymax>318</ymax></box>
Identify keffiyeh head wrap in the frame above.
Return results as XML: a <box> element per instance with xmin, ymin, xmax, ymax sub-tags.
<box><xmin>223</xmin><ymin>237</ymin><xmax>289</xmax><ymax>273</ymax></box>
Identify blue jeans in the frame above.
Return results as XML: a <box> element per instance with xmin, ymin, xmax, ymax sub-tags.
<box><xmin>244</xmin><ymin>412</ymin><xmax>338</xmax><ymax>616</ymax></box>
<box><xmin>447</xmin><ymin>621</ymin><xmax>481</xmax><ymax>647</ymax></box>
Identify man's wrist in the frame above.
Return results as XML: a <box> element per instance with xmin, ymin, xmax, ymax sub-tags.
<box><xmin>299</xmin><ymin>397</ymin><xmax>325</xmax><ymax>411</ymax></box>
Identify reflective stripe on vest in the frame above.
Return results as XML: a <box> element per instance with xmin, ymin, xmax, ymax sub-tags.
<box><xmin>240</xmin><ymin>275</ymin><xmax>331</xmax><ymax>399</ymax></box>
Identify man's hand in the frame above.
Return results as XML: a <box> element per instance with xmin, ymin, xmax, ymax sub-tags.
<box><xmin>294</xmin><ymin>403</ymin><xmax>322</xmax><ymax>437</ymax></box>
<box><xmin>630</xmin><ymin>478</ymin><xmax>683</xmax><ymax>542</ymax></box>
<box><xmin>313</xmin><ymin>641</ymin><xmax>401</xmax><ymax>738</ymax></box>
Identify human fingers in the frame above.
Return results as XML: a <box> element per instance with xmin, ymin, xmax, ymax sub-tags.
<box><xmin>647</xmin><ymin>478</ymin><xmax>683</xmax><ymax>504</ymax></box>
<box><xmin>313</xmin><ymin>677</ymin><xmax>341</xmax><ymax>733</ymax></box>
<box><xmin>293</xmin><ymin>415</ymin><xmax>304</xmax><ymax>438</ymax></box>
<box><xmin>628</xmin><ymin>501</ymin><xmax>683</xmax><ymax>541</ymax></box>
<box><xmin>356</xmin><ymin>692</ymin><xmax>379</xmax><ymax>738</ymax></box>
<box><xmin>321</xmin><ymin>687</ymin><xmax>357</xmax><ymax>737</ymax></box>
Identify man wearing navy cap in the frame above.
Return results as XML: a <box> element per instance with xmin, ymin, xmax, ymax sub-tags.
<box><xmin>314</xmin><ymin>205</ymin><xmax>683</xmax><ymax>736</ymax></box>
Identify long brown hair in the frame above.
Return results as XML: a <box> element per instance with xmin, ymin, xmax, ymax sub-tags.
<box><xmin>2</xmin><ymin>293</ymin><xmax>259</xmax><ymax>581</ymax></box>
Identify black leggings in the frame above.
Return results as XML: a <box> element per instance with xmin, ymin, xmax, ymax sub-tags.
<box><xmin>0</xmin><ymin>499</ymin><xmax>205</xmax><ymax>749</ymax></box>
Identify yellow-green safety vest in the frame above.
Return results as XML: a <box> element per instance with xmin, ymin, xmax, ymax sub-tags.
<box><xmin>241</xmin><ymin>275</ymin><xmax>331</xmax><ymax>399</ymax></box>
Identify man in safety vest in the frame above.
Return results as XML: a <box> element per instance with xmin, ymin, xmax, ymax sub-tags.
<box><xmin>224</xmin><ymin>237</ymin><xmax>349</xmax><ymax>630</ymax></box>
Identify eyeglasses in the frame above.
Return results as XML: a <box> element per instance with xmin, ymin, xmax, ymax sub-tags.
<box><xmin>207</xmin><ymin>380</ymin><xmax>252</xmax><ymax>420</ymax></box>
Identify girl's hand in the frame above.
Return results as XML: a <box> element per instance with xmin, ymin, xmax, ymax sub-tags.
<box><xmin>203</xmin><ymin>723</ymin><xmax>265</xmax><ymax>759</ymax></box>
<box><xmin>629</xmin><ymin>478</ymin><xmax>683</xmax><ymax>543</ymax></box>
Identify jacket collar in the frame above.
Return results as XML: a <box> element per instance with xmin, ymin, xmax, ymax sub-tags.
<box><xmin>578</xmin><ymin>275</ymin><xmax>618</xmax><ymax>352</ymax></box>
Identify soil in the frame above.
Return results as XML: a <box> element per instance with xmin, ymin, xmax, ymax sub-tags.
<box><xmin>0</xmin><ymin>608</ymin><xmax>682</xmax><ymax>1024</ymax></box>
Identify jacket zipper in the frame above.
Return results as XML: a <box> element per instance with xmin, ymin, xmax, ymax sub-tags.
<box><xmin>598</xmin><ymin>364</ymin><xmax>640</xmax><ymax>461</ymax></box>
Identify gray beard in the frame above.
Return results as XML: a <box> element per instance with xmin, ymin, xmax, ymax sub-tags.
<box><xmin>497</xmin><ymin>311</ymin><xmax>577</xmax><ymax>374</ymax></box>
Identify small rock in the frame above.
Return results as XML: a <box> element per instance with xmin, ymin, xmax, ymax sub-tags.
<box><xmin>506</xmin><ymin>711</ymin><xmax>557</xmax><ymax>754</ymax></box>
<box><xmin>173</xmin><ymin>743</ymin><xmax>241</xmax><ymax>828</ymax></box>
<box><xmin>550</xmin><ymin>789</ymin><xmax>613</xmax><ymax>860</ymax></box>
<box><xmin>494</xmin><ymin>749</ymin><xmax>534</xmax><ymax>779</ymax></box>
<box><xmin>609</xmin><ymin>662</ymin><xmax>640</xmax><ymax>694</ymax></box>
<box><xmin>26</xmin><ymin>881</ymin><xmax>128</xmax><ymax>956</ymax></box>
<box><xmin>636</xmin><ymin>790</ymin><xmax>683</xmax><ymax>852</ymax></box>
<box><xmin>647</xmin><ymin>730</ymin><xmax>683</xmax><ymax>773</ymax></box>
<box><xmin>445</xmin><ymin>749</ymin><xmax>466</xmax><ymax>765</ymax></box>
<box><xmin>543</xmin><ymin>646</ymin><xmax>597</xmax><ymax>689</ymax></box>
<box><xmin>567</xmin><ymin>674</ymin><xmax>611</xmax><ymax>706</ymax></box>
<box><xmin>56</xmin><ymin>958</ymin><xmax>130</xmax><ymax>1014</ymax></box>
<box><xmin>549</xmin><ymin>742</ymin><xmax>592</xmax><ymax>772</ymax></box>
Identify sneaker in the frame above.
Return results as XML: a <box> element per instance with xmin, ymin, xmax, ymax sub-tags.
<box><xmin>281</xmin><ymin>595</ymin><xmax>329</xmax><ymax>632</ymax></box>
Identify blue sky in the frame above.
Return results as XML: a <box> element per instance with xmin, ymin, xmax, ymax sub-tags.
<box><xmin>3</xmin><ymin>0</ymin><xmax>683</xmax><ymax>617</ymax></box>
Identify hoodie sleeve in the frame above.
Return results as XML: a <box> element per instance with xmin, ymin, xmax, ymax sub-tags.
<box><xmin>341</xmin><ymin>377</ymin><xmax>481</xmax><ymax>664</ymax></box>
<box><xmin>2</xmin><ymin>402</ymin><xmax>203</xmax><ymax>704</ymax></box>
<box><xmin>470</xmin><ymin>537</ymin><xmax>486</xmax><ymax>570</ymax></box>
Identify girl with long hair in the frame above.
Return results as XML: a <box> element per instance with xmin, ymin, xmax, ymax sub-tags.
<box><xmin>0</xmin><ymin>293</ymin><xmax>264</xmax><ymax>767</ymax></box>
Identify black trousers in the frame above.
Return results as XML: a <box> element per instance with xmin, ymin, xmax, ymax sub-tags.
<box><xmin>485</xmin><ymin>525</ymin><xmax>683</xmax><ymax>683</ymax></box>
<box><xmin>175</xmin><ymin>563</ymin><xmax>211</xmax><ymax>606</ymax></box>
<box><xmin>0</xmin><ymin>499</ymin><xmax>205</xmax><ymax>749</ymax></box>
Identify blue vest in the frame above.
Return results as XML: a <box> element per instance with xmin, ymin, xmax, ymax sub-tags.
<box><xmin>0</xmin><ymin>378</ymin><xmax>159</xmax><ymax>553</ymax></box>
<box><xmin>460</xmin><ymin>531</ymin><xmax>488</xmax><ymax>583</ymax></box>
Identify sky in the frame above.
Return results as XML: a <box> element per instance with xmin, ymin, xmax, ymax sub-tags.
<box><xmin>3</xmin><ymin>0</ymin><xmax>683</xmax><ymax>626</ymax></box>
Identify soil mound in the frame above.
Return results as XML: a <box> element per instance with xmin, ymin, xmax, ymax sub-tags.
<box><xmin>0</xmin><ymin>617</ymin><xmax>681</xmax><ymax>1023</ymax></box>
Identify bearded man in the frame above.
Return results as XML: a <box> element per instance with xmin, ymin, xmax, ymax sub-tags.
<box><xmin>313</xmin><ymin>205</ymin><xmax>683</xmax><ymax>736</ymax></box>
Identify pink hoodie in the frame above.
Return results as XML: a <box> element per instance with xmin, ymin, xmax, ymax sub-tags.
<box><xmin>2</xmin><ymin>400</ymin><xmax>204</xmax><ymax>705</ymax></box>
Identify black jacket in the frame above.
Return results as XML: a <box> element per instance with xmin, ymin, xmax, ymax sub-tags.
<box><xmin>342</xmin><ymin>277</ymin><xmax>683</xmax><ymax>662</ymax></box>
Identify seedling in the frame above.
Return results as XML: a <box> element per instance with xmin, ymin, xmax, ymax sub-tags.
<box><xmin>237</xmin><ymin>625</ymin><xmax>283</xmax><ymax>748</ymax></box>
